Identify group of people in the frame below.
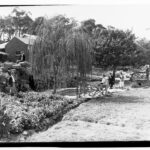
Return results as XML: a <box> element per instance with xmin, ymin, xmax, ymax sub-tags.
<box><xmin>100</xmin><ymin>71</ymin><xmax>125</xmax><ymax>95</ymax></box>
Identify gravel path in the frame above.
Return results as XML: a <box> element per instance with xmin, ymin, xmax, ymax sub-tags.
<box><xmin>27</xmin><ymin>87</ymin><xmax>150</xmax><ymax>141</ymax></box>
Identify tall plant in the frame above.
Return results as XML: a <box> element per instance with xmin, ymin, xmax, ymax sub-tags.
<box><xmin>66</xmin><ymin>29</ymin><xmax>92</xmax><ymax>96</ymax></box>
<box><xmin>30</xmin><ymin>15</ymin><xmax>93</xmax><ymax>95</ymax></box>
<box><xmin>30</xmin><ymin>16</ymin><xmax>75</xmax><ymax>93</ymax></box>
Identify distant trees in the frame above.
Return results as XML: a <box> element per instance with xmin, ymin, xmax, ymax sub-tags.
<box><xmin>0</xmin><ymin>7</ymin><xmax>33</xmax><ymax>41</ymax></box>
<box><xmin>81</xmin><ymin>19</ymin><xmax>105</xmax><ymax>36</ymax></box>
<box><xmin>0</xmin><ymin>16</ymin><xmax>15</xmax><ymax>41</ymax></box>
<box><xmin>135</xmin><ymin>38</ymin><xmax>150</xmax><ymax>66</ymax></box>
<box><xmin>28</xmin><ymin>17</ymin><xmax>45</xmax><ymax>35</ymax></box>
<box><xmin>11</xmin><ymin>7</ymin><xmax>33</xmax><ymax>36</ymax></box>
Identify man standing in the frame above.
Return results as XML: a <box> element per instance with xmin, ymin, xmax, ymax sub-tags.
<box><xmin>109</xmin><ymin>72</ymin><xmax>115</xmax><ymax>89</ymax></box>
<box><xmin>8</xmin><ymin>71</ymin><xmax>16</xmax><ymax>96</ymax></box>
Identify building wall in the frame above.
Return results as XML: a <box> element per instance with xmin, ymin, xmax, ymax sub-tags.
<box><xmin>5</xmin><ymin>37</ymin><xmax>28</xmax><ymax>62</ymax></box>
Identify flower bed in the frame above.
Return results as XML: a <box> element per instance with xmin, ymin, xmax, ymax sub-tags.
<box><xmin>0</xmin><ymin>92</ymin><xmax>89</xmax><ymax>135</ymax></box>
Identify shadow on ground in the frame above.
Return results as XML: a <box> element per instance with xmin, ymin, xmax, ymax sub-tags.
<box><xmin>90</xmin><ymin>94</ymin><xmax>145</xmax><ymax>104</ymax></box>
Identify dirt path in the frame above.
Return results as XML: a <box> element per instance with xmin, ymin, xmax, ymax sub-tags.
<box><xmin>27</xmin><ymin>87</ymin><xmax>150</xmax><ymax>141</ymax></box>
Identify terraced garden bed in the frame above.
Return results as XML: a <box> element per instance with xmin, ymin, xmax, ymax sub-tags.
<box><xmin>0</xmin><ymin>91</ymin><xmax>92</xmax><ymax>141</ymax></box>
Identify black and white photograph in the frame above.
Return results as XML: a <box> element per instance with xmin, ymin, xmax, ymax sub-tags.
<box><xmin>1</xmin><ymin>0</ymin><xmax>150</xmax><ymax>147</ymax></box>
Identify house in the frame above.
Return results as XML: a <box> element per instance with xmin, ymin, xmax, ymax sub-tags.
<box><xmin>5</xmin><ymin>34</ymin><xmax>37</xmax><ymax>62</ymax></box>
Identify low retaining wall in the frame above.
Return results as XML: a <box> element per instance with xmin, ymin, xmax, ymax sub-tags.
<box><xmin>135</xmin><ymin>80</ymin><xmax>150</xmax><ymax>86</ymax></box>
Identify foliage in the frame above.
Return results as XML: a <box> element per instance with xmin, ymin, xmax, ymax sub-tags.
<box><xmin>94</xmin><ymin>28</ymin><xmax>137</xmax><ymax>69</ymax></box>
<box><xmin>0</xmin><ymin>16</ymin><xmax>15</xmax><ymax>41</ymax></box>
<box><xmin>0</xmin><ymin>92</ymin><xmax>82</xmax><ymax>134</ymax></box>
<box><xmin>81</xmin><ymin>19</ymin><xmax>105</xmax><ymax>36</ymax></box>
<box><xmin>11</xmin><ymin>7</ymin><xmax>33</xmax><ymax>36</ymax></box>
<box><xmin>134</xmin><ymin>39</ymin><xmax>150</xmax><ymax>66</ymax></box>
<box><xmin>30</xmin><ymin>15</ymin><xmax>93</xmax><ymax>94</ymax></box>
<box><xmin>0</xmin><ymin>7</ymin><xmax>33</xmax><ymax>41</ymax></box>
<box><xmin>28</xmin><ymin>17</ymin><xmax>45</xmax><ymax>35</ymax></box>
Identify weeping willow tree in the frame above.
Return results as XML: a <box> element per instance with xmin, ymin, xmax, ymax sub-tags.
<box><xmin>30</xmin><ymin>15</ymin><xmax>73</xmax><ymax>92</ymax></box>
<box><xmin>66</xmin><ymin>28</ymin><xmax>93</xmax><ymax>96</ymax></box>
<box><xmin>30</xmin><ymin>15</ymin><xmax>93</xmax><ymax>94</ymax></box>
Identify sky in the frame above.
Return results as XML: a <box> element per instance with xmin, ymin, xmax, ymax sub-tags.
<box><xmin>0</xmin><ymin>0</ymin><xmax>150</xmax><ymax>40</ymax></box>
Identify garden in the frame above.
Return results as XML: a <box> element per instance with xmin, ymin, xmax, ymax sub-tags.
<box><xmin>0</xmin><ymin>90</ymin><xmax>93</xmax><ymax>140</ymax></box>
<box><xmin>1</xmin><ymin>8</ymin><xmax>150</xmax><ymax>142</ymax></box>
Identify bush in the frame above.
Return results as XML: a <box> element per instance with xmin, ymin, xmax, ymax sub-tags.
<box><xmin>1</xmin><ymin>92</ymin><xmax>77</xmax><ymax>134</ymax></box>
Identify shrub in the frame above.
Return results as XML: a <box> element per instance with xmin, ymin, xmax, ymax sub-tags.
<box><xmin>1</xmin><ymin>92</ymin><xmax>77</xmax><ymax>134</ymax></box>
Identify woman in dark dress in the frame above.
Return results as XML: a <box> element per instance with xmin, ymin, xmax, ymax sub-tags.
<box><xmin>108</xmin><ymin>73</ymin><xmax>115</xmax><ymax>89</ymax></box>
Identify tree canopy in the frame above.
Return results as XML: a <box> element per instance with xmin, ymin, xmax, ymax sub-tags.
<box><xmin>11</xmin><ymin>7</ymin><xmax>33</xmax><ymax>36</ymax></box>
<box><xmin>93</xmin><ymin>28</ymin><xmax>137</xmax><ymax>70</ymax></box>
<box><xmin>30</xmin><ymin>15</ymin><xmax>93</xmax><ymax>93</ymax></box>
<box><xmin>0</xmin><ymin>7</ymin><xmax>149</xmax><ymax>90</ymax></box>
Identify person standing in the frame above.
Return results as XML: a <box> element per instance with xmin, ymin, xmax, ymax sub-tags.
<box><xmin>119</xmin><ymin>72</ymin><xmax>125</xmax><ymax>89</ymax></box>
<box><xmin>101</xmin><ymin>74</ymin><xmax>109</xmax><ymax>95</ymax></box>
<box><xmin>20</xmin><ymin>52</ymin><xmax>25</xmax><ymax>62</ymax></box>
<box><xmin>8</xmin><ymin>71</ymin><xmax>16</xmax><ymax>95</ymax></box>
<box><xmin>108</xmin><ymin>72</ymin><xmax>115</xmax><ymax>89</ymax></box>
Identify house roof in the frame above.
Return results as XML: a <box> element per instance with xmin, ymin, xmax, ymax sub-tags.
<box><xmin>0</xmin><ymin>42</ymin><xmax>8</xmax><ymax>49</ymax></box>
<box><xmin>15</xmin><ymin>34</ymin><xmax>37</xmax><ymax>45</ymax></box>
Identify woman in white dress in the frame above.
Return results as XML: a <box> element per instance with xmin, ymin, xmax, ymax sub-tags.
<box><xmin>101</xmin><ymin>74</ymin><xmax>109</xmax><ymax>95</ymax></box>
<box><xmin>119</xmin><ymin>72</ymin><xmax>124</xmax><ymax>89</ymax></box>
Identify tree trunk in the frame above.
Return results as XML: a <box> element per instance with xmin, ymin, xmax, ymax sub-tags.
<box><xmin>53</xmin><ymin>65</ymin><xmax>57</xmax><ymax>94</ymax></box>
<box><xmin>76</xmin><ymin>71</ymin><xmax>81</xmax><ymax>98</ymax></box>
<box><xmin>53</xmin><ymin>73</ymin><xmax>57</xmax><ymax>94</ymax></box>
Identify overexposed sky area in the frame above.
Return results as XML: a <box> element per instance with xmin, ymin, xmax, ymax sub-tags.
<box><xmin>0</xmin><ymin>0</ymin><xmax>150</xmax><ymax>40</ymax></box>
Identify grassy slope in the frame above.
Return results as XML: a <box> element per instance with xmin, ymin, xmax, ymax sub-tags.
<box><xmin>27</xmin><ymin>87</ymin><xmax>150</xmax><ymax>141</ymax></box>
